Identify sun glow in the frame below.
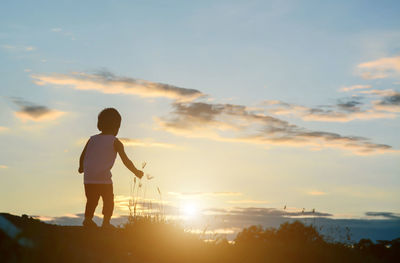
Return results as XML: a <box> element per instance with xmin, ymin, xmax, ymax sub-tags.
<box><xmin>181</xmin><ymin>202</ymin><xmax>198</xmax><ymax>219</ymax></box>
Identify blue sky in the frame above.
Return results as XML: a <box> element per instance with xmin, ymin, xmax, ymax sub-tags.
<box><xmin>0</xmin><ymin>0</ymin><xmax>400</xmax><ymax>240</ymax></box>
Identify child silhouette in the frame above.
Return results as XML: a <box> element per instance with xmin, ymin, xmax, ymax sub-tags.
<box><xmin>78</xmin><ymin>108</ymin><xmax>143</xmax><ymax>228</ymax></box>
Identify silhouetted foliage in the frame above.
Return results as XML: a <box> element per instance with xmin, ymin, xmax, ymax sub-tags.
<box><xmin>0</xmin><ymin>213</ymin><xmax>399</xmax><ymax>263</ymax></box>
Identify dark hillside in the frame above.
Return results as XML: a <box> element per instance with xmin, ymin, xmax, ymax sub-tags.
<box><xmin>0</xmin><ymin>213</ymin><xmax>399</xmax><ymax>263</ymax></box>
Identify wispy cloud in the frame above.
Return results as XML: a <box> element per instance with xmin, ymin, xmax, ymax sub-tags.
<box><xmin>354</xmin><ymin>89</ymin><xmax>400</xmax><ymax>112</ymax></box>
<box><xmin>32</xmin><ymin>71</ymin><xmax>205</xmax><ymax>101</ymax></box>
<box><xmin>119</xmin><ymin>138</ymin><xmax>176</xmax><ymax>148</ymax></box>
<box><xmin>357</xmin><ymin>55</ymin><xmax>400</xmax><ymax>79</ymax></box>
<box><xmin>0</xmin><ymin>165</ymin><xmax>8</xmax><ymax>169</ymax></box>
<box><xmin>1</xmin><ymin>44</ymin><xmax>35</xmax><ymax>52</ymax></box>
<box><xmin>33</xmin><ymin>70</ymin><xmax>397</xmax><ymax>154</ymax></box>
<box><xmin>263</xmin><ymin>98</ymin><xmax>396</xmax><ymax>122</ymax></box>
<box><xmin>365</xmin><ymin>212</ymin><xmax>400</xmax><ymax>219</ymax></box>
<box><xmin>372</xmin><ymin>90</ymin><xmax>400</xmax><ymax>113</ymax></box>
<box><xmin>339</xmin><ymin>85</ymin><xmax>372</xmax><ymax>92</ymax></box>
<box><xmin>0</xmin><ymin>126</ymin><xmax>8</xmax><ymax>132</ymax></box>
<box><xmin>12</xmin><ymin>98</ymin><xmax>65</xmax><ymax>122</ymax></box>
<box><xmin>359</xmin><ymin>89</ymin><xmax>398</xmax><ymax>96</ymax></box>
<box><xmin>157</xmin><ymin>102</ymin><xmax>395</xmax><ymax>155</ymax></box>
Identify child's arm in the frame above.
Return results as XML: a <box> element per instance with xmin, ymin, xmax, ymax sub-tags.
<box><xmin>78</xmin><ymin>140</ymin><xmax>89</xmax><ymax>174</ymax></box>
<box><xmin>114</xmin><ymin>138</ymin><xmax>144</xmax><ymax>179</ymax></box>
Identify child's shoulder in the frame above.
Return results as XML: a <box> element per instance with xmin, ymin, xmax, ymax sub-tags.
<box><xmin>86</xmin><ymin>134</ymin><xmax>116</xmax><ymax>144</ymax></box>
<box><xmin>90</xmin><ymin>133</ymin><xmax>115</xmax><ymax>139</ymax></box>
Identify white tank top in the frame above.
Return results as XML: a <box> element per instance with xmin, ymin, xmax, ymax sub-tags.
<box><xmin>83</xmin><ymin>134</ymin><xmax>117</xmax><ymax>184</ymax></box>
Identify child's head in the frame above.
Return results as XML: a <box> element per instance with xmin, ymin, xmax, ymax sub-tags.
<box><xmin>97</xmin><ymin>108</ymin><xmax>121</xmax><ymax>135</ymax></box>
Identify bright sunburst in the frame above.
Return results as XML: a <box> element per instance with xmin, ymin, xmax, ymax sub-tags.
<box><xmin>181</xmin><ymin>202</ymin><xmax>198</xmax><ymax>219</ymax></box>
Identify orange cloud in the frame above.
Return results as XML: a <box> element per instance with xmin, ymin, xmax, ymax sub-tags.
<box><xmin>157</xmin><ymin>102</ymin><xmax>397</xmax><ymax>155</ymax></box>
<box><xmin>32</xmin><ymin>71</ymin><xmax>205</xmax><ymax>101</ymax></box>
<box><xmin>359</xmin><ymin>89</ymin><xmax>400</xmax><ymax>113</ymax></box>
<box><xmin>357</xmin><ymin>56</ymin><xmax>400</xmax><ymax>79</ymax></box>
<box><xmin>12</xmin><ymin>98</ymin><xmax>65</xmax><ymax>122</ymax></box>
<box><xmin>300</xmin><ymin>109</ymin><xmax>395</xmax><ymax>122</ymax></box>
<box><xmin>15</xmin><ymin>110</ymin><xmax>65</xmax><ymax>122</ymax></box>
<box><xmin>263</xmin><ymin>96</ymin><xmax>398</xmax><ymax>122</ymax></box>
<box><xmin>339</xmin><ymin>85</ymin><xmax>372</xmax><ymax>92</ymax></box>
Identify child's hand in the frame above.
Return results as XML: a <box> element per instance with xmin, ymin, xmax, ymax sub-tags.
<box><xmin>78</xmin><ymin>167</ymin><xmax>83</xmax><ymax>174</ymax></box>
<box><xmin>136</xmin><ymin>170</ymin><xmax>144</xmax><ymax>179</ymax></box>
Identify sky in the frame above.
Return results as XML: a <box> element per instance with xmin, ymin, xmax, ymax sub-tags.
<box><xmin>0</xmin><ymin>0</ymin><xmax>400</xmax><ymax>241</ymax></box>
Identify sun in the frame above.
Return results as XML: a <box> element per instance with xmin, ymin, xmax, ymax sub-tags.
<box><xmin>182</xmin><ymin>202</ymin><xmax>198</xmax><ymax>219</ymax></box>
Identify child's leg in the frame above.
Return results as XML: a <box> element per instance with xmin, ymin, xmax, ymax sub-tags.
<box><xmin>84</xmin><ymin>184</ymin><xmax>101</xmax><ymax>220</ymax></box>
<box><xmin>100</xmin><ymin>184</ymin><xmax>114</xmax><ymax>224</ymax></box>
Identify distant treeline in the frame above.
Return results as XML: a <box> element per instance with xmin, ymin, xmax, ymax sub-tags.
<box><xmin>0</xmin><ymin>213</ymin><xmax>399</xmax><ymax>263</ymax></box>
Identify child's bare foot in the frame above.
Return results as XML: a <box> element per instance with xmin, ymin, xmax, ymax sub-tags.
<box><xmin>82</xmin><ymin>218</ymin><xmax>97</xmax><ymax>228</ymax></box>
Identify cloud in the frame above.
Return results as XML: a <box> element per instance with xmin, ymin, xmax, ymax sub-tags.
<box><xmin>0</xmin><ymin>126</ymin><xmax>8</xmax><ymax>132</ymax></box>
<box><xmin>373</xmin><ymin>91</ymin><xmax>400</xmax><ymax>113</ymax></box>
<box><xmin>359</xmin><ymin>89</ymin><xmax>398</xmax><ymax>96</ymax></box>
<box><xmin>357</xmin><ymin>56</ymin><xmax>400</xmax><ymax>79</ymax></box>
<box><xmin>356</xmin><ymin>89</ymin><xmax>400</xmax><ymax>112</ymax></box>
<box><xmin>263</xmin><ymin>99</ymin><xmax>396</xmax><ymax>122</ymax></box>
<box><xmin>119</xmin><ymin>138</ymin><xmax>176</xmax><ymax>148</ymax></box>
<box><xmin>339</xmin><ymin>85</ymin><xmax>372</xmax><ymax>92</ymax></box>
<box><xmin>0</xmin><ymin>165</ymin><xmax>8</xmax><ymax>169</ymax></box>
<box><xmin>32</xmin><ymin>70</ymin><xmax>397</xmax><ymax>154</ymax></box>
<box><xmin>1</xmin><ymin>45</ymin><xmax>35</xmax><ymax>52</ymax></box>
<box><xmin>12</xmin><ymin>98</ymin><xmax>65</xmax><ymax>122</ymax></box>
<box><xmin>32</xmin><ymin>71</ymin><xmax>205</xmax><ymax>101</ymax></box>
<box><xmin>157</xmin><ymin>102</ymin><xmax>395</xmax><ymax>155</ymax></box>
<box><xmin>365</xmin><ymin>212</ymin><xmax>400</xmax><ymax>219</ymax></box>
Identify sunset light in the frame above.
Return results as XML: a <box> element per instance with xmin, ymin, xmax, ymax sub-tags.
<box><xmin>1</xmin><ymin>1</ymin><xmax>399</xmax><ymax>262</ymax></box>
<box><xmin>181</xmin><ymin>202</ymin><xmax>199</xmax><ymax>219</ymax></box>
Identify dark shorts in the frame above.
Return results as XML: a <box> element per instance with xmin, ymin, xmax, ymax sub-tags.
<box><xmin>84</xmin><ymin>184</ymin><xmax>114</xmax><ymax>219</ymax></box>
